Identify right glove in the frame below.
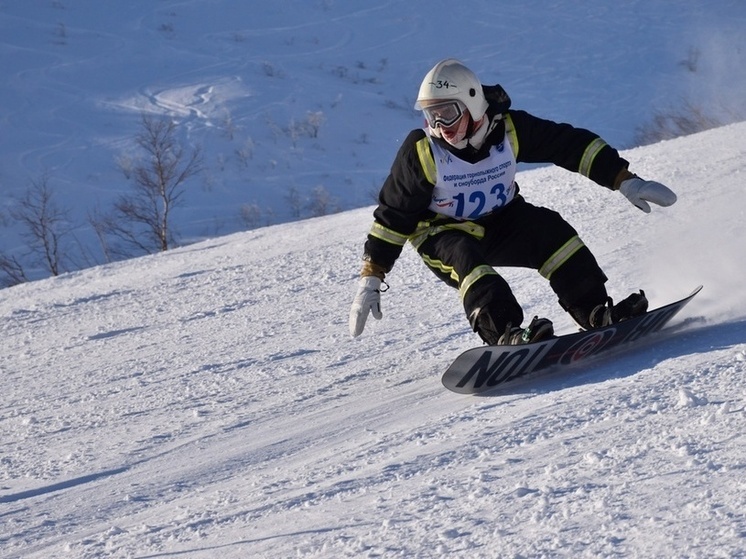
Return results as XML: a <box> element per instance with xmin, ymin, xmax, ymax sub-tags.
<box><xmin>349</xmin><ymin>276</ymin><xmax>383</xmax><ymax>337</ymax></box>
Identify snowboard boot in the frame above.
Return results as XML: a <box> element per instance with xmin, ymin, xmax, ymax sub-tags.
<box><xmin>589</xmin><ymin>290</ymin><xmax>648</xmax><ymax>328</ymax></box>
<box><xmin>497</xmin><ymin>316</ymin><xmax>554</xmax><ymax>345</ymax></box>
<box><xmin>467</xmin><ymin>297</ymin><xmax>524</xmax><ymax>346</ymax></box>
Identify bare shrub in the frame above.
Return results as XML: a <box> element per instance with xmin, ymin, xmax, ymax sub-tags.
<box><xmin>634</xmin><ymin>100</ymin><xmax>724</xmax><ymax>146</ymax></box>
<box><xmin>240</xmin><ymin>203</ymin><xmax>262</xmax><ymax>229</ymax></box>
<box><xmin>307</xmin><ymin>185</ymin><xmax>339</xmax><ymax>217</ymax></box>
<box><xmin>287</xmin><ymin>111</ymin><xmax>326</xmax><ymax>145</ymax></box>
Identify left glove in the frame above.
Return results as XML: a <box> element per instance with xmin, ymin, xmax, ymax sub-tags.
<box><xmin>349</xmin><ymin>276</ymin><xmax>383</xmax><ymax>337</ymax></box>
<box><xmin>619</xmin><ymin>176</ymin><xmax>677</xmax><ymax>213</ymax></box>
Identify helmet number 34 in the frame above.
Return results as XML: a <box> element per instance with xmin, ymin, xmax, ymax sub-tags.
<box><xmin>430</xmin><ymin>79</ymin><xmax>455</xmax><ymax>89</ymax></box>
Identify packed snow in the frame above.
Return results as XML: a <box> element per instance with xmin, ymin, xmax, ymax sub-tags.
<box><xmin>2</xmin><ymin>2</ymin><xmax>746</xmax><ymax>558</ymax></box>
<box><xmin>2</xmin><ymin>121</ymin><xmax>746</xmax><ymax>558</ymax></box>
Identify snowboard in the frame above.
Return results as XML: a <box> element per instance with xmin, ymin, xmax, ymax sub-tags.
<box><xmin>442</xmin><ymin>286</ymin><xmax>702</xmax><ymax>394</ymax></box>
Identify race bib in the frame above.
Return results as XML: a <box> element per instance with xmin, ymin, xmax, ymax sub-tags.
<box><xmin>428</xmin><ymin>137</ymin><xmax>516</xmax><ymax>220</ymax></box>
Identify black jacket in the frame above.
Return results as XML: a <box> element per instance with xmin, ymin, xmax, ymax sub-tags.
<box><xmin>364</xmin><ymin>84</ymin><xmax>630</xmax><ymax>272</ymax></box>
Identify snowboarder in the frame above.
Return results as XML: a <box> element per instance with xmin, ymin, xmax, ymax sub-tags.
<box><xmin>349</xmin><ymin>58</ymin><xmax>677</xmax><ymax>345</ymax></box>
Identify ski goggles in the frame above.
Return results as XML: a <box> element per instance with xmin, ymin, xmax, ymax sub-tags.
<box><xmin>421</xmin><ymin>100</ymin><xmax>465</xmax><ymax>128</ymax></box>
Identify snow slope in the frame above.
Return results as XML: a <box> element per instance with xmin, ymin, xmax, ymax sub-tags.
<box><xmin>2</xmin><ymin>1</ymin><xmax>746</xmax><ymax>278</ymax></box>
<box><xmin>1</xmin><ymin>122</ymin><xmax>745</xmax><ymax>558</ymax></box>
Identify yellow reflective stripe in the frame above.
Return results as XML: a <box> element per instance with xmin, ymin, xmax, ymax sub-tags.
<box><xmin>578</xmin><ymin>138</ymin><xmax>607</xmax><ymax>178</ymax></box>
<box><xmin>539</xmin><ymin>235</ymin><xmax>585</xmax><ymax>279</ymax></box>
<box><xmin>415</xmin><ymin>137</ymin><xmax>437</xmax><ymax>185</ymax></box>
<box><xmin>420</xmin><ymin>254</ymin><xmax>460</xmax><ymax>284</ymax></box>
<box><xmin>408</xmin><ymin>219</ymin><xmax>485</xmax><ymax>250</ymax></box>
<box><xmin>504</xmin><ymin>114</ymin><xmax>519</xmax><ymax>158</ymax></box>
<box><xmin>459</xmin><ymin>265</ymin><xmax>498</xmax><ymax>300</ymax></box>
<box><xmin>369</xmin><ymin>222</ymin><xmax>408</xmax><ymax>247</ymax></box>
<box><xmin>417</xmin><ymin>118</ymin><xmax>517</xmax><ymax>183</ymax></box>
<box><xmin>419</xmin><ymin>259</ymin><xmax>497</xmax><ymax>301</ymax></box>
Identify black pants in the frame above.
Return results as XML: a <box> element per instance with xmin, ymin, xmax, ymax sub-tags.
<box><xmin>417</xmin><ymin>197</ymin><xmax>608</xmax><ymax>331</ymax></box>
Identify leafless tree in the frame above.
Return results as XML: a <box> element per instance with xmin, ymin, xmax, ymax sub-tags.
<box><xmin>104</xmin><ymin>115</ymin><xmax>203</xmax><ymax>256</ymax></box>
<box><xmin>0</xmin><ymin>253</ymin><xmax>28</xmax><ymax>287</ymax></box>
<box><xmin>285</xmin><ymin>186</ymin><xmax>303</xmax><ymax>218</ymax></box>
<box><xmin>88</xmin><ymin>205</ymin><xmax>114</xmax><ymax>263</ymax></box>
<box><xmin>11</xmin><ymin>175</ymin><xmax>72</xmax><ymax>277</ymax></box>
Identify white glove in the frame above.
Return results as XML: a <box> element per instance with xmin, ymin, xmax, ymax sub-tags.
<box><xmin>349</xmin><ymin>276</ymin><xmax>383</xmax><ymax>337</ymax></box>
<box><xmin>619</xmin><ymin>177</ymin><xmax>677</xmax><ymax>213</ymax></box>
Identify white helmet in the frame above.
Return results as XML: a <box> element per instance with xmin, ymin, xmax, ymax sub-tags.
<box><xmin>414</xmin><ymin>59</ymin><xmax>489</xmax><ymax>122</ymax></box>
